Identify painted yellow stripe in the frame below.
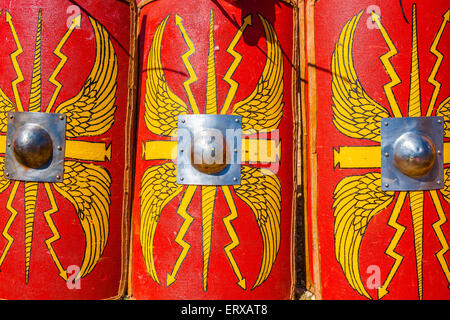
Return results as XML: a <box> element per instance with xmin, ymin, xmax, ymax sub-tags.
<box><xmin>0</xmin><ymin>181</ymin><xmax>19</xmax><ymax>268</ymax></box>
<box><xmin>5</xmin><ymin>12</ymin><xmax>24</xmax><ymax>112</ymax></box>
<box><xmin>46</xmin><ymin>15</ymin><xmax>81</xmax><ymax>113</ymax></box>
<box><xmin>429</xmin><ymin>190</ymin><xmax>450</xmax><ymax>286</ymax></box>
<box><xmin>334</xmin><ymin>143</ymin><xmax>450</xmax><ymax>169</ymax></box>
<box><xmin>426</xmin><ymin>10</ymin><xmax>450</xmax><ymax>117</ymax></box>
<box><xmin>378</xmin><ymin>192</ymin><xmax>407</xmax><ymax>299</ymax></box>
<box><xmin>371</xmin><ymin>12</ymin><xmax>402</xmax><ymax>118</ymax></box>
<box><xmin>142</xmin><ymin>138</ymin><xmax>280</xmax><ymax>163</ymax></box>
<box><xmin>43</xmin><ymin>183</ymin><xmax>67</xmax><ymax>280</ymax></box>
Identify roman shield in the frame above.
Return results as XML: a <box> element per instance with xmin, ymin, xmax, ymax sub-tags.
<box><xmin>130</xmin><ymin>0</ymin><xmax>299</xmax><ymax>299</ymax></box>
<box><xmin>0</xmin><ymin>0</ymin><xmax>136</xmax><ymax>299</ymax></box>
<box><xmin>303</xmin><ymin>0</ymin><xmax>450</xmax><ymax>299</ymax></box>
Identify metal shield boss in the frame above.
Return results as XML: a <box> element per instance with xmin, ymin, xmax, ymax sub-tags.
<box><xmin>0</xmin><ymin>0</ymin><xmax>135</xmax><ymax>299</ymax></box>
<box><xmin>131</xmin><ymin>0</ymin><xmax>297</xmax><ymax>299</ymax></box>
<box><xmin>304</xmin><ymin>0</ymin><xmax>450</xmax><ymax>299</ymax></box>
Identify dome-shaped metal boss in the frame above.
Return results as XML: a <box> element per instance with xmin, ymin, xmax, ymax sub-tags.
<box><xmin>393</xmin><ymin>131</ymin><xmax>436</xmax><ymax>178</ymax></box>
<box><xmin>12</xmin><ymin>123</ymin><xmax>53</xmax><ymax>169</ymax></box>
<box><xmin>190</xmin><ymin>129</ymin><xmax>228</xmax><ymax>175</ymax></box>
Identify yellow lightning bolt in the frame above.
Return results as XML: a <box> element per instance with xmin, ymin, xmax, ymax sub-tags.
<box><xmin>46</xmin><ymin>14</ymin><xmax>82</xmax><ymax>113</ymax></box>
<box><xmin>378</xmin><ymin>192</ymin><xmax>407</xmax><ymax>299</ymax></box>
<box><xmin>175</xmin><ymin>14</ymin><xmax>199</xmax><ymax>114</ymax></box>
<box><xmin>426</xmin><ymin>9</ymin><xmax>450</xmax><ymax>117</ymax></box>
<box><xmin>220</xmin><ymin>14</ymin><xmax>252</xmax><ymax>115</ymax></box>
<box><xmin>222</xmin><ymin>186</ymin><xmax>246</xmax><ymax>289</ymax></box>
<box><xmin>42</xmin><ymin>183</ymin><xmax>67</xmax><ymax>280</ymax></box>
<box><xmin>371</xmin><ymin>11</ymin><xmax>402</xmax><ymax>118</ymax></box>
<box><xmin>0</xmin><ymin>182</ymin><xmax>19</xmax><ymax>269</ymax></box>
<box><xmin>167</xmin><ymin>185</ymin><xmax>196</xmax><ymax>287</ymax></box>
<box><xmin>429</xmin><ymin>190</ymin><xmax>450</xmax><ymax>287</ymax></box>
<box><xmin>5</xmin><ymin>11</ymin><xmax>24</xmax><ymax>112</ymax></box>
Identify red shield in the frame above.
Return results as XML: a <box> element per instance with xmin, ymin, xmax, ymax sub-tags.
<box><xmin>130</xmin><ymin>0</ymin><xmax>298</xmax><ymax>299</ymax></box>
<box><xmin>0</xmin><ymin>0</ymin><xmax>135</xmax><ymax>299</ymax></box>
<box><xmin>304</xmin><ymin>0</ymin><xmax>450</xmax><ymax>299</ymax></box>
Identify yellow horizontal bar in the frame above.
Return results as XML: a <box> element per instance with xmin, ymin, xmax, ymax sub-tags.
<box><xmin>65</xmin><ymin>140</ymin><xmax>111</xmax><ymax>162</ymax></box>
<box><xmin>241</xmin><ymin>138</ymin><xmax>280</xmax><ymax>163</ymax></box>
<box><xmin>142</xmin><ymin>140</ymin><xmax>177</xmax><ymax>160</ymax></box>
<box><xmin>0</xmin><ymin>135</ymin><xmax>111</xmax><ymax>162</ymax></box>
<box><xmin>0</xmin><ymin>135</ymin><xmax>5</xmax><ymax>153</ymax></box>
<box><xmin>445</xmin><ymin>142</ymin><xmax>450</xmax><ymax>165</ymax></box>
<box><xmin>335</xmin><ymin>142</ymin><xmax>450</xmax><ymax>169</ymax></box>
<box><xmin>334</xmin><ymin>145</ymin><xmax>381</xmax><ymax>169</ymax></box>
<box><xmin>142</xmin><ymin>138</ymin><xmax>280</xmax><ymax>163</ymax></box>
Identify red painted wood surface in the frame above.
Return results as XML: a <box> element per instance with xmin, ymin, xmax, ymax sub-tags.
<box><xmin>306</xmin><ymin>0</ymin><xmax>450</xmax><ymax>300</ymax></box>
<box><xmin>0</xmin><ymin>0</ymin><xmax>132</xmax><ymax>299</ymax></box>
<box><xmin>131</xmin><ymin>0</ymin><xmax>296</xmax><ymax>299</ymax></box>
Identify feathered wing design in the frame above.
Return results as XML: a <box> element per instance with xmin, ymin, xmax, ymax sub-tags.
<box><xmin>0</xmin><ymin>157</ymin><xmax>11</xmax><ymax>193</ymax></box>
<box><xmin>144</xmin><ymin>15</ymin><xmax>188</xmax><ymax>137</ymax></box>
<box><xmin>0</xmin><ymin>88</ymin><xmax>15</xmax><ymax>133</ymax></box>
<box><xmin>333</xmin><ymin>172</ymin><xmax>395</xmax><ymax>298</ymax></box>
<box><xmin>440</xmin><ymin>168</ymin><xmax>450</xmax><ymax>204</ymax></box>
<box><xmin>54</xmin><ymin>16</ymin><xmax>118</xmax><ymax>138</ymax></box>
<box><xmin>53</xmin><ymin>161</ymin><xmax>111</xmax><ymax>279</ymax></box>
<box><xmin>436</xmin><ymin>96</ymin><xmax>450</xmax><ymax>137</ymax></box>
<box><xmin>140</xmin><ymin>162</ymin><xmax>183</xmax><ymax>284</ymax></box>
<box><xmin>331</xmin><ymin>12</ymin><xmax>390</xmax><ymax>142</ymax></box>
<box><xmin>233</xmin><ymin>165</ymin><xmax>281</xmax><ymax>289</ymax></box>
<box><xmin>232</xmin><ymin>14</ymin><xmax>284</xmax><ymax>134</ymax></box>
<box><xmin>51</xmin><ymin>15</ymin><xmax>118</xmax><ymax>278</ymax></box>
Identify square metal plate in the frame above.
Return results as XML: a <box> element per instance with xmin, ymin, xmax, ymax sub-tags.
<box><xmin>177</xmin><ymin>114</ymin><xmax>241</xmax><ymax>185</ymax></box>
<box><xmin>380</xmin><ymin>116</ymin><xmax>444</xmax><ymax>191</ymax></box>
<box><xmin>4</xmin><ymin>112</ymin><xmax>66</xmax><ymax>183</ymax></box>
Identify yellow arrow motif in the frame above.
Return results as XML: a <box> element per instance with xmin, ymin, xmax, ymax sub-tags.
<box><xmin>222</xmin><ymin>186</ymin><xmax>246</xmax><ymax>289</ymax></box>
<box><xmin>201</xmin><ymin>186</ymin><xmax>216</xmax><ymax>291</ymax></box>
<box><xmin>46</xmin><ymin>14</ymin><xmax>81</xmax><ymax>113</ymax></box>
<box><xmin>371</xmin><ymin>11</ymin><xmax>402</xmax><ymax>118</ymax></box>
<box><xmin>378</xmin><ymin>192</ymin><xmax>407</xmax><ymax>299</ymax></box>
<box><xmin>5</xmin><ymin>11</ymin><xmax>24</xmax><ymax>112</ymax></box>
<box><xmin>167</xmin><ymin>185</ymin><xmax>196</xmax><ymax>287</ymax></box>
<box><xmin>221</xmin><ymin>14</ymin><xmax>252</xmax><ymax>115</ymax></box>
<box><xmin>426</xmin><ymin>9</ymin><xmax>450</xmax><ymax>117</ymax></box>
<box><xmin>205</xmin><ymin>9</ymin><xmax>218</xmax><ymax>115</ymax></box>
<box><xmin>175</xmin><ymin>14</ymin><xmax>199</xmax><ymax>115</ymax></box>
<box><xmin>43</xmin><ymin>183</ymin><xmax>67</xmax><ymax>280</ymax></box>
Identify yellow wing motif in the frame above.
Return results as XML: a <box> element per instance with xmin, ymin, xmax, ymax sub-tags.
<box><xmin>232</xmin><ymin>14</ymin><xmax>284</xmax><ymax>134</ymax></box>
<box><xmin>233</xmin><ymin>165</ymin><xmax>281</xmax><ymax>289</ymax></box>
<box><xmin>0</xmin><ymin>88</ymin><xmax>15</xmax><ymax>133</ymax></box>
<box><xmin>436</xmin><ymin>96</ymin><xmax>450</xmax><ymax>137</ymax></box>
<box><xmin>333</xmin><ymin>172</ymin><xmax>395</xmax><ymax>298</ymax></box>
<box><xmin>54</xmin><ymin>16</ymin><xmax>118</xmax><ymax>138</ymax></box>
<box><xmin>53</xmin><ymin>161</ymin><xmax>111</xmax><ymax>279</ymax></box>
<box><xmin>332</xmin><ymin>12</ymin><xmax>390</xmax><ymax>142</ymax></box>
<box><xmin>0</xmin><ymin>157</ymin><xmax>11</xmax><ymax>192</ymax></box>
<box><xmin>140</xmin><ymin>162</ymin><xmax>183</xmax><ymax>284</ymax></box>
<box><xmin>144</xmin><ymin>15</ymin><xmax>188</xmax><ymax>137</ymax></box>
<box><xmin>441</xmin><ymin>168</ymin><xmax>450</xmax><ymax>203</ymax></box>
